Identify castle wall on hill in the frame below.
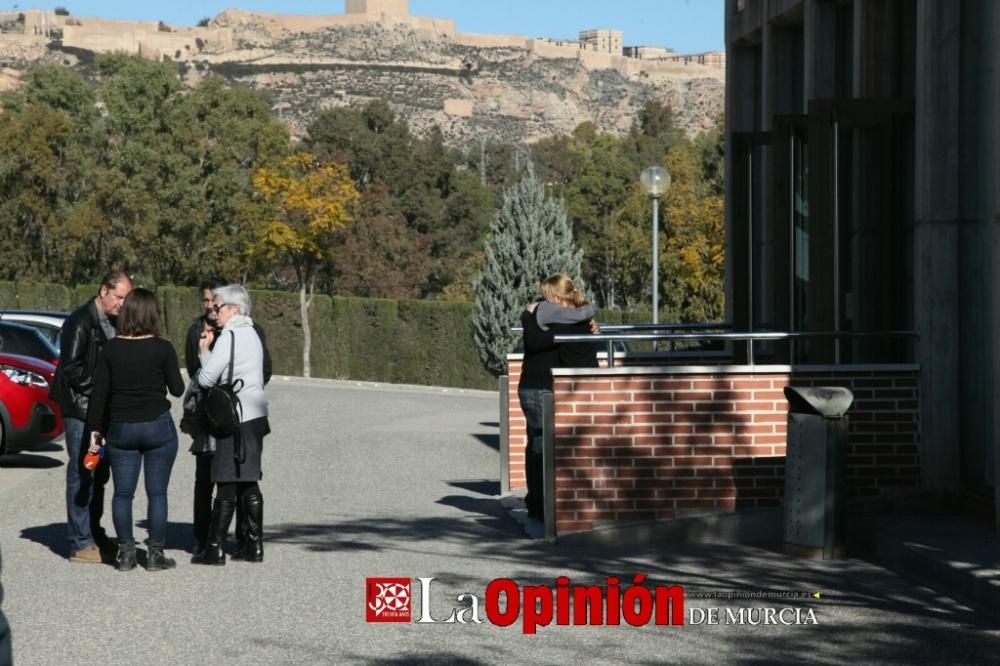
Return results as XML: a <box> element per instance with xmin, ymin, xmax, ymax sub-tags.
<box><xmin>455</xmin><ymin>32</ymin><xmax>531</xmax><ymax>49</ymax></box>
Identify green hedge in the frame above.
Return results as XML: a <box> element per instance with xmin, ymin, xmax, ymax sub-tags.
<box><xmin>2</xmin><ymin>281</ymin><xmax>634</xmax><ymax>390</ymax></box>
<box><xmin>0</xmin><ymin>281</ymin><xmax>495</xmax><ymax>388</ymax></box>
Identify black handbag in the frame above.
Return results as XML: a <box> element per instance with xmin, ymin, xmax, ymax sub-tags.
<box><xmin>201</xmin><ymin>331</ymin><xmax>244</xmax><ymax>456</ymax></box>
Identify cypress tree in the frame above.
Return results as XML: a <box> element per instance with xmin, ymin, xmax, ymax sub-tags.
<box><xmin>473</xmin><ymin>163</ymin><xmax>584</xmax><ymax>376</ymax></box>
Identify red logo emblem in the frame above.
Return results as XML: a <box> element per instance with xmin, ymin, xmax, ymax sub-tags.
<box><xmin>366</xmin><ymin>577</ymin><xmax>412</xmax><ymax>622</ymax></box>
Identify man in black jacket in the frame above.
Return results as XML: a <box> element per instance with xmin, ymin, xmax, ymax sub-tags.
<box><xmin>50</xmin><ymin>269</ymin><xmax>132</xmax><ymax>563</ymax></box>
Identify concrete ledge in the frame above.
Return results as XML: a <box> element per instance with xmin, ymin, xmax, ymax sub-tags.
<box><xmin>555</xmin><ymin>507</ymin><xmax>783</xmax><ymax>548</ymax></box>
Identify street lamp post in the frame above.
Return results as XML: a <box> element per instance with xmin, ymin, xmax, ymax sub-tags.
<box><xmin>640</xmin><ymin>166</ymin><xmax>671</xmax><ymax>325</ymax></box>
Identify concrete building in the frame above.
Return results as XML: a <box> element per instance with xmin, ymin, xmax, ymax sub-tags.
<box><xmin>579</xmin><ymin>28</ymin><xmax>623</xmax><ymax>54</ymax></box>
<box><xmin>623</xmin><ymin>45</ymin><xmax>676</xmax><ymax>59</ymax></box>
<box><xmin>725</xmin><ymin>0</ymin><xmax>999</xmax><ymax>525</ymax></box>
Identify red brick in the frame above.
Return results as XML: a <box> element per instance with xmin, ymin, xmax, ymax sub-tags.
<box><xmin>616</xmin><ymin>467</ymin><xmax>656</xmax><ymax>478</ymax></box>
<box><xmin>732</xmin><ymin>446</ymin><xmax>777</xmax><ymax>456</ymax></box>
<box><xmin>572</xmin><ymin>425</ymin><xmax>615</xmax><ymax>436</ymax></box>
<box><xmin>693</xmin><ymin>379</ymin><xmax>733</xmax><ymax>390</ymax></box>
<box><xmin>570</xmin><ymin>381</ymin><xmax>613</xmax><ymax>392</ymax></box>
<box><xmin>590</xmin><ymin>392</ymin><xmax>626</xmax><ymax>402</ymax></box>
<box><xmin>657</xmin><ymin>488</ymin><xmax>696</xmax><ymax>499</ymax></box>
<box><xmin>672</xmin><ymin>412</ymin><xmax>714</xmax><ymax>424</ymax></box>
<box><xmin>672</xmin><ymin>435</ymin><xmax>712</xmax><ymax>446</ymax></box>
<box><xmin>560</xmin><ymin>459</ymin><xmax>596</xmax><ymax>468</ymax></box>
<box><xmin>616</xmin><ymin>402</ymin><xmax>654</xmax><ymax>413</ymax></box>
<box><xmin>673</xmin><ymin>456</ymin><xmax>714</xmax><ymax>466</ymax></box>
<box><xmin>674</xmin><ymin>391</ymin><xmax>714</xmax><ymax>402</ymax></box>
<box><xmin>653</xmin><ymin>380</ymin><xmax>693</xmax><ymax>391</ymax></box>
<box><xmin>631</xmin><ymin>391</ymin><xmax>677</xmax><ymax>402</ymax></box>
<box><xmin>712</xmin><ymin>391</ymin><xmax>753</xmax><ymax>401</ymax></box>
<box><xmin>612</xmin><ymin>380</ymin><xmax>653</xmax><ymax>392</ymax></box>
<box><xmin>578</xmin><ymin>510</ymin><xmax>620</xmax><ymax>521</ymax></box>
<box><xmin>573</xmin><ymin>403</ymin><xmax>618</xmax><ymax>414</ymax></box>
<box><xmin>675</xmin><ymin>478</ymin><xmax>717</xmax><ymax>489</ymax></box>
<box><xmin>655</xmin><ymin>402</ymin><xmax>695</xmax><ymax>412</ymax></box>
<box><xmin>655</xmin><ymin>425</ymin><xmax>695</xmax><ymax>435</ymax></box>
<box><xmin>614</xmin><ymin>425</ymin><xmax>655</xmax><ymax>436</ymax></box>
<box><xmin>556</xmin><ymin>520</ymin><xmax>593</xmax><ymax>532</ymax></box>
<box><xmin>655</xmin><ymin>468</ymin><xmax>696</xmax><ymax>478</ymax></box>
<box><xmin>753</xmin><ymin>413</ymin><xmax>787</xmax><ymax>423</ymax></box>
<box><xmin>736</xmin><ymin>380</ymin><xmax>778</xmax><ymax>389</ymax></box>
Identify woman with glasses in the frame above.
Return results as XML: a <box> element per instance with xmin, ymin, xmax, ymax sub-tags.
<box><xmin>193</xmin><ymin>284</ymin><xmax>269</xmax><ymax>565</ymax></box>
<box><xmin>86</xmin><ymin>288</ymin><xmax>185</xmax><ymax>571</ymax></box>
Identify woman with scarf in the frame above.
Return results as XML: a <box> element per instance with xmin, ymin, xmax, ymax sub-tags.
<box><xmin>193</xmin><ymin>284</ymin><xmax>269</xmax><ymax>566</ymax></box>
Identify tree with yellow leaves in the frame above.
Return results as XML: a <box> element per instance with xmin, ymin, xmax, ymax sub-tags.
<box><xmin>247</xmin><ymin>154</ymin><xmax>359</xmax><ymax>377</ymax></box>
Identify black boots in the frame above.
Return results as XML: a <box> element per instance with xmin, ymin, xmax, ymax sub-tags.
<box><xmin>195</xmin><ymin>498</ymin><xmax>236</xmax><ymax>566</ymax></box>
<box><xmin>115</xmin><ymin>541</ymin><xmax>136</xmax><ymax>572</ymax></box>
<box><xmin>146</xmin><ymin>542</ymin><xmax>176</xmax><ymax>571</ymax></box>
<box><xmin>230</xmin><ymin>493</ymin><xmax>264</xmax><ymax>562</ymax></box>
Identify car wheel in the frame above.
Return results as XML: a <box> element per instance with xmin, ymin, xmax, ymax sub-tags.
<box><xmin>0</xmin><ymin>417</ymin><xmax>6</xmax><ymax>457</ymax></box>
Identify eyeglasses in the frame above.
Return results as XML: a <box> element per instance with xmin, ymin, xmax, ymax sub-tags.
<box><xmin>212</xmin><ymin>303</ymin><xmax>234</xmax><ymax>313</ymax></box>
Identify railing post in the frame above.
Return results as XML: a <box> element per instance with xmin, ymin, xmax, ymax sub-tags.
<box><xmin>542</xmin><ymin>391</ymin><xmax>556</xmax><ymax>542</ymax></box>
<box><xmin>606</xmin><ymin>339</ymin><xmax>615</xmax><ymax>368</ymax></box>
<box><xmin>499</xmin><ymin>375</ymin><xmax>510</xmax><ymax>495</ymax></box>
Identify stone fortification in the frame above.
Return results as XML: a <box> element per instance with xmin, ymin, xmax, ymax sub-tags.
<box><xmin>0</xmin><ymin>6</ymin><xmax>723</xmax><ymax>148</ymax></box>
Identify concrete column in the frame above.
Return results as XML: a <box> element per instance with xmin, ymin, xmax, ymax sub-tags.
<box><xmin>913</xmin><ymin>0</ymin><xmax>962</xmax><ymax>494</ymax></box>
<box><xmin>804</xmin><ymin>0</ymin><xmax>836</xmax><ymax>100</ymax></box>
<box><xmin>990</xmin><ymin>0</ymin><xmax>1000</xmax><ymax>531</ymax></box>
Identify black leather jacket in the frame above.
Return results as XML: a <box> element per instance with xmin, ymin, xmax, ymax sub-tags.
<box><xmin>49</xmin><ymin>299</ymin><xmax>111</xmax><ymax>421</ymax></box>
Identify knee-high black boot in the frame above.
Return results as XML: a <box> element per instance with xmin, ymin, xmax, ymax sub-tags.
<box><xmin>192</xmin><ymin>483</ymin><xmax>212</xmax><ymax>560</ymax></box>
<box><xmin>233</xmin><ymin>500</ymin><xmax>247</xmax><ymax>555</ymax></box>
<box><xmin>231</xmin><ymin>493</ymin><xmax>263</xmax><ymax>562</ymax></box>
<box><xmin>196</xmin><ymin>499</ymin><xmax>236</xmax><ymax>566</ymax></box>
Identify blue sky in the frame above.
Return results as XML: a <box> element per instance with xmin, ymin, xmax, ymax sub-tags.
<box><xmin>15</xmin><ymin>1</ymin><xmax>724</xmax><ymax>53</ymax></box>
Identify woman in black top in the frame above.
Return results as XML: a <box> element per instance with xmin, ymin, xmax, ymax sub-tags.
<box><xmin>518</xmin><ymin>274</ymin><xmax>598</xmax><ymax>522</ymax></box>
<box><xmin>87</xmin><ymin>288</ymin><xmax>185</xmax><ymax>571</ymax></box>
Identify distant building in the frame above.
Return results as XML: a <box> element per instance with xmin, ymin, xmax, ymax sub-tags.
<box><xmin>345</xmin><ymin>0</ymin><xmax>410</xmax><ymax>18</ymax></box>
<box><xmin>578</xmin><ymin>28</ymin><xmax>622</xmax><ymax>54</ymax></box>
<box><xmin>623</xmin><ymin>45</ymin><xmax>675</xmax><ymax>59</ymax></box>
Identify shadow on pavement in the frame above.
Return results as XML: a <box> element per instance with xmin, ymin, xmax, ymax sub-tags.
<box><xmin>0</xmin><ymin>453</ymin><xmax>63</xmax><ymax>469</ymax></box>
<box><xmin>446</xmin><ymin>479</ymin><xmax>500</xmax><ymax>496</ymax></box>
<box><xmin>19</xmin><ymin>522</ymin><xmax>66</xmax><ymax>558</ymax></box>
<box><xmin>470</xmin><ymin>433</ymin><xmax>499</xmax><ymax>451</ymax></box>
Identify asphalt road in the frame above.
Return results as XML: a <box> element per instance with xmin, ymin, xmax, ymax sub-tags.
<box><xmin>1</xmin><ymin>377</ymin><xmax>998</xmax><ymax>665</ymax></box>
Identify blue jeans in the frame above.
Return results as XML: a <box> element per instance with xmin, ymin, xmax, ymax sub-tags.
<box><xmin>106</xmin><ymin>411</ymin><xmax>179</xmax><ymax>545</ymax></box>
<box><xmin>64</xmin><ymin>416</ymin><xmax>110</xmax><ymax>553</ymax></box>
<box><xmin>517</xmin><ymin>388</ymin><xmax>551</xmax><ymax>520</ymax></box>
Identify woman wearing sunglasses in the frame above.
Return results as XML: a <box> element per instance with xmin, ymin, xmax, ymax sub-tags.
<box><xmin>194</xmin><ymin>284</ymin><xmax>269</xmax><ymax>565</ymax></box>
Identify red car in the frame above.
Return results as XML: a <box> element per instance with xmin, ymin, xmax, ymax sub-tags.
<box><xmin>0</xmin><ymin>352</ymin><xmax>63</xmax><ymax>456</ymax></box>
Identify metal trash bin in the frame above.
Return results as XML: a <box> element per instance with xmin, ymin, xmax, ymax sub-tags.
<box><xmin>782</xmin><ymin>386</ymin><xmax>854</xmax><ymax>559</ymax></box>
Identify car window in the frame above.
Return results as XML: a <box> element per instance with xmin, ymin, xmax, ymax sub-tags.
<box><xmin>0</xmin><ymin>324</ymin><xmax>59</xmax><ymax>361</ymax></box>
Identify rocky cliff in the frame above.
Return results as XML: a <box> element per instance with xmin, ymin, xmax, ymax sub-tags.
<box><xmin>1</xmin><ymin>12</ymin><xmax>725</xmax><ymax>148</ymax></box>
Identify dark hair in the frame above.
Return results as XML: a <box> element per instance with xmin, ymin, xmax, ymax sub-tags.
<box><xmin>99</xmin><ymin>269</ymin><xmax>131</xmax><ymax>295</ymax></box>
<box><xmin>116</xmin><ymin>288</ymin><xmax>161</xmax><ymax>337</ymax></box>
<box><xmin>199</xmin><ymin>277</ymin><xmax>227</xmax><ymax>292</ymax></box>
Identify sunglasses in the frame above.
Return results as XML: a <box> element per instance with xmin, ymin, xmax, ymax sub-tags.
<box><xmin>212</xmin><ymin>303</ymin><xmax>234</xmax><ymax>313</ymax></box>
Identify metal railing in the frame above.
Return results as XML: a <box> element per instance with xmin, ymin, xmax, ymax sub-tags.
<box><xmin>546</xmin><ymin>328</ymin><xmax>919</xmax><ymax>368</ymax></box>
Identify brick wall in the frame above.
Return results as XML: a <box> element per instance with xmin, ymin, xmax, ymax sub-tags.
<box><xmin>503</xmin><ymin>359</ymin><xmax>921</xmax><ymax>535</ymax></box>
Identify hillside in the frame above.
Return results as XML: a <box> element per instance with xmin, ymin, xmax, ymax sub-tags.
<box><xmin>0</xmin><ymin>9</ymin><xmax>724</xmax><ymax>148</ymax></box>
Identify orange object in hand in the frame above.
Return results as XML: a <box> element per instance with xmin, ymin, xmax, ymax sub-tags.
<box><xmin>83</xmin><ymin>433</ymin><xmax>105</xmax><ymax>471</ymax></box>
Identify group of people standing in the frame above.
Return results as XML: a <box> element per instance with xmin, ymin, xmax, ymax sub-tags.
<box><xmin>52</xmin><ymin>271</ymin><xmax>271</xmax><ymax>571</ymax></box>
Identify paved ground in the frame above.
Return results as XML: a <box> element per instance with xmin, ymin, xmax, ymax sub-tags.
<box><xmin>1</xmin><ymin>377</ymin><xmax>999</xmax><ymax>665</ymax></box>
